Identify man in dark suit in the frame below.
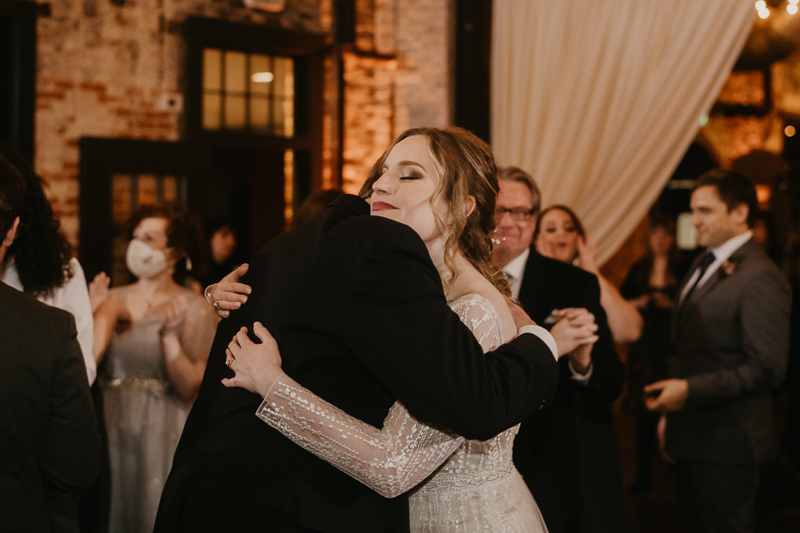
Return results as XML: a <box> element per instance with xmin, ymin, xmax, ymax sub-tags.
<box><xmin>0</xmin><ymin>156</ymin><xmax>100</xmax><ymax>532</ymax></box>
<box><xmin>493</xmin><ymin>167</ymin><xmax>628</xmax><ymax>533</ymax></box>
<box><xmin>155</xmin><ymin>188</ymin><xmax>560</xmax><ymax>532</ymax></box>
<box><xmin>646</xmin><ymin>170</ymin><xmax>791</xmax><ymax>533</ymax></box>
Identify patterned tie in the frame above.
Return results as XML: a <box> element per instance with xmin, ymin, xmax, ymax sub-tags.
<box><xmin>681</xmin><ymin>251</ymin><xmax>716</xmax><ymax>305</ymax></box>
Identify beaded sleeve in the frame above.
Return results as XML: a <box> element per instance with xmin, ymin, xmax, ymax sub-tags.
<box><xmin>255</xmin><ymin>294</ymin><xmax>504</xmax><ymax>498</ymax></box>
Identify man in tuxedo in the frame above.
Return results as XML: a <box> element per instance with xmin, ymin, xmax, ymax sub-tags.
<box><xmin>493</xmin><ymin>166</ymin><xmax>628</xmax><ymax>533</ymax></box>
<box><xmin>0</xmin><ymin>156</ymin><xmax>100</xmax><ymax>532</ymax></box>
<box><xmin>155</xmin><ymin>189</ymin><xmax>560</xmax><ymax>532</ymax></box>
<box><xmin>646</xmin><ymin>170</ymin><xmax>790</xmax><ymax>533</ymax></box>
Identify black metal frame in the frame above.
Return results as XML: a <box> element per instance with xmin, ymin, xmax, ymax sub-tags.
<box><xmin>0</xmin><ymin>0</ymin><xmax>37</xmax><ymax>162</ymax></box>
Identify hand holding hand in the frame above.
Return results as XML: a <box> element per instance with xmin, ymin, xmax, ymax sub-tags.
<box><xmin>222</xmin><ymin>322</ymin><xmax>284</xmax><ymax>397</ymax></box>
<box><xmin>644</xmin><ymin>379</ymin><xmax>689</xmax><ymax>413</ymax></box>
<box><xmin>549</xmin><ymin>308</ymin><xmax>599</xmax><ymax>357</ymax></box>
<box><xmin>207</xmin><ymin>264</ymin><xmax>251</xmax><ymax>318</ymax></box>
<box><xmin>504</xmin><ymin>296</ymin><xmax>536</xmax><ymax>329</ymax></box>
<box><xmin>88</xmin><ymin>272</ymin><xmax>110</xmax><ymax>313</ymax></box>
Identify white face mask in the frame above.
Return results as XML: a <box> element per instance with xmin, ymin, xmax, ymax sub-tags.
<box><xmin>126</xmin><ymin>239</ymin><xmax>170</xmax><ymax>280</ymax></box>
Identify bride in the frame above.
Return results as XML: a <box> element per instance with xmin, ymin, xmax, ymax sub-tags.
<box><xmin>222</xmin><ymin>127</ymin><xmax>550</xmax><ymax>532</ymax></box>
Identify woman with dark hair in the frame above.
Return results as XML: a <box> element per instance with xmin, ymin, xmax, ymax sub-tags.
<box><xmin>92</xmin><ymin>202</ymin><xmax>217</xmax><ymax>533</ymax></box>
<box><xmin>620</xmin><ymin>214</ymin><xmax>686</xmax><ymax>494</ymax></box>
<box><xmin>534</xmin><ymin>204</ymin><xmax>643</xmax><ymax>343</ymax></box>
<box><xmin>0</xmin><ymin>149</ymin><xmax>96</xmax><ymax>384</ymax></box>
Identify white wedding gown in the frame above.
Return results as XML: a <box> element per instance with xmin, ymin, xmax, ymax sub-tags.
<box><xmin>255</xmin><ymin>294</ymin><xmax>548</xmax><ymax>532</ymax></box>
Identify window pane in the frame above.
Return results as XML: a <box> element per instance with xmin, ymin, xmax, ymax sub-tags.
<box><xmin>203</xmin><ymin>48</ymin><xmax>222</xmax><ymax>91</ymax></box>
<box><xmin>111</xmin><ymin>174</ymin><xmax>133</xmax><ymax>225</ymax></box>
<box><xmin>137</xmin><ymin>174</ymin><xmax>158</xmax><ymax>206</ymax></box>
<box><xmin>225</xmin><ymin>95</ymin><xmax>247</xmax><ymax>129</ymax></box>
<box><xmin>250</xmin><ymin>54</ymin><xmax>271</xmax><ymax>95</ymax></box>
<box><xmin>203</xmin><ymin>93</ymin><xmax>222</xmax><ymax>130</ymax></box>
<box><xmin>250</xmin><ymin>97</ymin><xmax>269</xmax><ymax>131</ymax></box>
<box><xmin>162</xmin><ymin>176</ymin><xmax>178</xmax><ymax>202</ymax></box>
<box><xmin>284</xmin><ymin>149</ymin><xmax>294</xmax><ymax>229</ymax></box>
<box><xmin>224</xmin><ymin>51</ymin><xmax>247</xmax><ymax>93</ymax></box>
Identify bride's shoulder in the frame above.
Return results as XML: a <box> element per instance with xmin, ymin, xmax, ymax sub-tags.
<box><xmin>449</xmin><ymin>287</ymin><xmax>514</xmax><ymax>333</ymax></box>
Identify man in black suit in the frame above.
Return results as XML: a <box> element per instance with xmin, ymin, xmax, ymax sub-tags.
<box><xmin>646</xmin><ymin>170</ymin><xmax>790</xmax><ymax>533</ymax></box>
<box><xmin>0</xmin><ymin>156</ymin><xmax>100</xmax><ymax>532</ymax></box>
<box><xmin>155</xmin><ymin>190</ymin><xmax>560</xmax><ymax>532</ymax></box>
<box><xmin>492</xmin><ymin>167</ymin><xmax>628</xmax><ymax>533</ymax></box>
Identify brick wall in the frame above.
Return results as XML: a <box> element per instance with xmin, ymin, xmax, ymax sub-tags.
<box><xmin>33</xmin><ymin>0</ymin><xmax>453</xmax><ymax>246</ymax></box>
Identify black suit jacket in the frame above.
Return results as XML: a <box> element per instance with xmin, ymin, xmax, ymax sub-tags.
<box><xmin>666</xmin><ymin>238</ymin><xmax>791</xmax><ymax>465</ymax></box>
<box><xmin>155</xmin><ymin>195</ymin><xmax>559</xmax><ymax>533</ymax></box>
<box><xmin>511</xmin><ymin>249</ymin><xmax>625</xmax><ymax>533</ymax></box>
<box><xmin>0</xmin><ymin>282</ymin><xmax>100</xmax><ymax>533</ymax></box>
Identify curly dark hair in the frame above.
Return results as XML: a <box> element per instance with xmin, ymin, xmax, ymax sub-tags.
<box><xmin>128</xmin><ymin>202</ymin><xmax>207</xmax><ymax>285</ymax></box>
<box><xmin>0</xmin><ymin>147</ymin><xmax>73</xmax><ymax>298</ymax></box>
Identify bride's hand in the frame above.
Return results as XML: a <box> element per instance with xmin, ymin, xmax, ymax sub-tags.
<box><xmin>206</xmin><ymin>264</ymin><xmax>252</xmax><ymax>318</ymax></box>
<box><xmin>221</xmin><ymin>322</ymin><xmax>284</xmax><ymax>397</ymax></box>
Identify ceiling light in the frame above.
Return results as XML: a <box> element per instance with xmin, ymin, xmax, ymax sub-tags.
<box><xmin>788</xmin><ymin>3</ymin><xmax>798</xmax><ymax>14</ymax></box>
<box><xmin>251</xmin><ymin>72</ymin><xmax>274</xmax><ymax>83</ymax></box>
<box><xmin>758</xmin><ymin>7</ymin><xmax>770</xmax><ymax>18</ymax></box>
<box><xmin>755</xmin><ymin>0</ymin><xmax>766</xmax><ymax>8</ymax></box>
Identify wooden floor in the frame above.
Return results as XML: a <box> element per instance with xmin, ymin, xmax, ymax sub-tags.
<box><xmin>615</xmin><ymin>405</ymin><xmax>800</xmax><ymax>533</ymax></box>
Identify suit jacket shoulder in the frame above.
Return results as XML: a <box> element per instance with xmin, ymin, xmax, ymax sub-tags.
<box><xmin>0</xmin><ymin>282</ymin><xmax>99</xmax><ymax>530</ymax></box>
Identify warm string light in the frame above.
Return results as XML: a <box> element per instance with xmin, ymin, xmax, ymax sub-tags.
<box><xmin>756</xmin><ymin>1</ymin><xmax>799</xmax><ymax>17</ymax></box>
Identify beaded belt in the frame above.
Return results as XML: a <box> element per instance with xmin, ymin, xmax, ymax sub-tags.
<box><xmin>414</xmin><ymin>463</ymin><xmax>516</xmax><ymax>495</ymax></box>
<box><xmin>100</xmin><ymin>377</ymin><xmax>169</xmax><ymax>392</ymax></box>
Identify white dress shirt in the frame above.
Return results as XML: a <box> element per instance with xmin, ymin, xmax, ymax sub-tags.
<box><xmin>678</xmin><ymin>230</ymin><xmax>753</xmax><ymax>306</ymax></box>
<box><xmin>502</xmin><ymin>248</ymin><xmax>530</xmax><ymax>300</ymax></box>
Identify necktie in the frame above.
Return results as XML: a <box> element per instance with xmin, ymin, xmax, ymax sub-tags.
<box><xmin>682</xmin><ymin>251</ymin><xmax>716</xmax><ymax>305</ymax></box>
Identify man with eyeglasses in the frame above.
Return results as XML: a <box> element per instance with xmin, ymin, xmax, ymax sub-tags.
<box><xmin>493</xmin><ymin>166</ymin><xmax>629</xmax><ymax>533</ymax></box>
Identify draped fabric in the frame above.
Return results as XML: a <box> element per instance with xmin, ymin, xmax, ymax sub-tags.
<box><xmin>491</xmin><ymin>0</ymin><xmax>755</xmax><ymax>265</ymax></box>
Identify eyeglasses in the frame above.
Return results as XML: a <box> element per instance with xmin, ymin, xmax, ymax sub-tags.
<box><xmin>495</xmin><ymin>207</ymin><xmax>535</xmax><ymax>221</ymax></box>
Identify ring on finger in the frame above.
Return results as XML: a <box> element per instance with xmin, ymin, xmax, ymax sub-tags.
<box><xmin>213</xmin><ymin>301</ymin><xmax>221</xmax><ymax>312</ymax></box>
<box><xmin>225</xmin><ymin>358</ymin><xmax>233</xmax><ymax>367</ymax></box>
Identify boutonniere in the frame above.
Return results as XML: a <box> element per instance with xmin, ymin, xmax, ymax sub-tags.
<box><xmin>719</xmin><ymin>259</ymin><xmax>738</xmax><ymax>278</ymax></box>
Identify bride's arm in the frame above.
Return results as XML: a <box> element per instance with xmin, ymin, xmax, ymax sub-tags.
<box><xmin>223</xmin><ymin>323</ymin><xmax>465</xmax><ymax>498</ymax></box>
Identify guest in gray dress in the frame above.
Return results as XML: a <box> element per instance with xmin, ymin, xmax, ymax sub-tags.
<box><xmin>93</xmin><ymin>202</ymin><xmax>218</xmax><ymax>533</ymax></box>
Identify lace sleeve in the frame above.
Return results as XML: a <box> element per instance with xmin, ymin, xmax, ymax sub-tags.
<box><xmin>256</xmin><ymin>377</ymin><xmax>464</xmax><ymax>498</ymax></box>
<box><xmin>253</xmin><ymin>293</ymin><xmax>503</xmax><ymax>498</ymax></box>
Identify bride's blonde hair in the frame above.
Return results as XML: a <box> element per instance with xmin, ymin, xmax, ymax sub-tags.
<box><xmin>360</xmin><ymin>127</ymin><xmax>510</xmax><ymax>297</ymax></box>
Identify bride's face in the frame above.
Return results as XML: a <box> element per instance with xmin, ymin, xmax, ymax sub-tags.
<box><xmin>370</xmin><ymin>135</ymin><xmax>447</xmax><ymax>246</ymax></box>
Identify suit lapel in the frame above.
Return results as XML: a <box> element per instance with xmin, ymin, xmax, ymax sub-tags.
<box><xmin>672</xmin><ymin>239</ymin><xmax>755</xmax><ymax>338</ymax></box>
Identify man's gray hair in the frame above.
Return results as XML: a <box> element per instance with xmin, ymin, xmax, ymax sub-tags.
<box><xmin>497</xmin><ymin>166</ymin><xmax>541</xmax><ymax>215</ymax></box>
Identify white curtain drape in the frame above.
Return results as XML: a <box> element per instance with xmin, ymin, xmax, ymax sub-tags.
<box><xmin>491</xmin><ymin>0</ymin><xmax>755</xmax><ymax>265</ymax></box>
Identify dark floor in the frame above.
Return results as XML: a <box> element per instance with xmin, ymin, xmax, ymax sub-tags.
<box><xmin>615</xmin><ymin>405</ymin><xmax>800</xmax><ymax>533</ymax></box>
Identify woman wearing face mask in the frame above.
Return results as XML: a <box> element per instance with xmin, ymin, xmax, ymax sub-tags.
<box><xmin>534</xmin><ymin>205</ymin><xmax>643</xmax><ymax>344</ymax></box>
<box><xmin>214</xmin><ymin>128</ymin><xmax>552</xmax><ymax>532</ymax></box>
<box><xmin>93</xmin><ymin>202</ymin><xmax>218</xmax><ymax>533</ymax></box>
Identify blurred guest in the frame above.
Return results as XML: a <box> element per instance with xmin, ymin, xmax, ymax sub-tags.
<box><xmin>292</xmin><ymin>188</ymin><xmax>344</xmax><ymax>228</ymax></box>
<box><xmin>751</xmin><ymin>210</ymin><xmax>781</xmax><ymax>266</ymax></box>
<box><xmin>0</xmin><ymin>147</ymin><xmax>95</xmax><ymax>384</ymax></box>
<box><xmin>646</xmin><ymin>170</ymin><xmax>790</xmax><ymax>533</ymax></box>
<box><xmin>201</xmin><ymin>219</ymin><xmax>238</xmax><ymax>287</ymax></box>
<box><xmin>620</xmin><ymin>214</ymin><xmax>686</xmax><ymax>494</ymax></box>
<box><xmin>0</xmin><ymin>155</ymin><xmax>100</xmax><ymax>532</ymax></box>
<box><xmin>493</xmin><ymin>167</ymin><xmax>629</xmax><ymax>533</ymax></box>
<box><xmin>92</xmin><ymin>202</ymin><xmax>218</xmax><ymax>533</ymax></box>
<box><xmin>535</xmin><ymin>204</ymin><xmax>643</xmax><ymax>343</ymax></box>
